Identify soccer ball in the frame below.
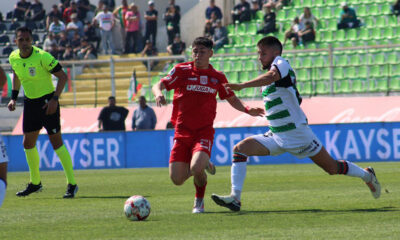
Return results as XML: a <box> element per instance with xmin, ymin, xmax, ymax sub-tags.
<box><xmin>124</xmin><ymin>195</ymin><xmax>151</xmax><ymax>221</ymax></box>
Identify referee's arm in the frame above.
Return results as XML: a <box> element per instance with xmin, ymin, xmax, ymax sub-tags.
<box><xmin>7</xmin><ymin>71</ymin><xmax>21</xmax><ymax>112</ymax></box>
<box><xmin>51</xmin><ymin>65</ymin><xmax>68</xmax><ymax>99</ymax></box>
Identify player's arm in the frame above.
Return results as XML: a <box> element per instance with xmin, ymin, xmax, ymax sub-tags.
<box><xmin>46</xmin><ymin>67</ymin><xmax>68</xmax><ymax>115</ymax></box>
<box><xmin>226</xmin><ymin>95</ymin><xmax>264</xmax><ymax>117</ymax></box>
<box><xmin>225</xmin><ymin>67</ymin><xmax>281</xmax><ymax>91</ymax></box>
<box><xmin>98</xmin><ymin>120</ymin><xmax>103</xmax><ymax>131</ymax></box>
<box><xmin>7</xmin><ymin>71</ymin><xmax>21</xmax><ymax>112</ymax></box>
<box><xmin>152</xmin><ymin>81</ymin><xmax>167</xmax><ymax>107</ymax></box>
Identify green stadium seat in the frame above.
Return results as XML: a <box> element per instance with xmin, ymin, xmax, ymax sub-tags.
<box><xmin>357</xmin><ymin>5</ymin><xmax>367</xmax><ymax>16</ymax></box>
<box><xmin>296</xmin><ymin>69</ymin><xmax>309</xmax><ymax>81</ymax></box>
<box><xmin>286</xmin><ymin>10</ymin><xmax>297</xmax><ymax>21</ymax></box>
<box><xmin>233</xmin><ymin>60</ymin><xmax>243</xmax><ymax>71</ymax></box>
<box><xmin>276</xmin><ymin>11</ymin><xmax>285</xmax><ymax>21</ymax></box>
<box><xmin>375</xmin><ymin>16</ymin><xmax>386</xmax><ymax>27</ymax></box>
<box><xmin>357</xmin><ymin>66</ymin><xmax>368</xmax><ymax>79</ymax></box>
<box><xmin>368</xmin><ymin>4</ymin><xmax>379</xmax><ymax>16</ymax></box>
<box><xmin>381</xmin><ymin>4</ymin><xmax>391</xmax><ymax>15</ymax></box>
<box><xmin>227</xmin><ymin>24</ymin><xmax>235</xmax><ymax>35</ymax></box>
<box><xmin>334</xmin><ymin>55</ymin><xmax>348</xmax><ymax>66</ymax></box>
<box><xmin>302</xmin><ymin>57</ymin><xmax>313</xmax><ymax>68</ymax></box>
<box><xmin>247</xmin><ymin>23</ymin><xmax>257</xmax><ymax>34</ymax></box>
<box><xmin>298</xmin><ymin>81</ymin><xmax>312</xmax><ymax>96</ymax></box>
<box><xmin>244</xmin><ymin>60</ymin><xmax>257</xmax><ymax>71</ymax></box>
<box><xmin>336</xmin><ymin>80</ymin><xmax>351</xmax><ymax>93</ymax></box>
<box><xmin>359</xmin><ymin>28</ymin><xmax>369</xmax><ymax>40</ymax></box>
<box><xmin>333</xmin><ymin>68</ymin><xmax>344</xmax><ymax>79</ymax></box>
<box><xmin>315</xmin><ymin>81</ymin><xmax>330</xmax><ymax>94</ymax></box>
<box><xmin>351</xmin><ymin>79</ymin><xmax>367</xmax><ymax>93</ymax></box>
<box><xmin>349</xmin><ymin>54</ymin><xmax>360</xmax><ymax>66</ymax></box>
<box><xmin>344</xmin><ymin>67</ymin><xmax>357</xmax><ymax>79</ymax></box>
<box><xmin>256</xmin><ymin>11</ymin><xmax>264</xmax><ymax>21</ymax></box>
<box><xmin>370</xmin><ymin>28</ymin><xmax>381</xmax><ymax>40</ymax></box>
<box><xmin>370</xmin><ymin>78</ymin><xmax>388</xmax><ymax>92</ymax></box>
<box><xmin>314</xmin><ymin>0</ymin><xmax>324</xmax><ymax>7</ymax></box>
<box><xmin>223</xmin><ymin>61</ymin><xmax>232</xmax><ymax>72</ymax></box>
<box><xmin>318</xmin><ymin>68</ymin><xmax>331</xmax><ymax>80</ymax></box>
<box><xmin>363</xmin><ymin>16</ymin><xmax>374</xmax><ymax>28</ymax></box>
<box><xmin>244</xmin><ymin>87</ymin><xmax>256</xmax><ymax>98</ymax></box>
<box><xmin>388</xmin><ymin>15</ymin><xmax>398</xmax><ymax>27</ymax></box>
<box><xmin>389</xmin><ymin>78</ymin><xmax>400</xmax><ymax>91</ymax></box>
<box><xmin>236</xmin><ymin>23</ymin><xmax>247</xmax><ymax>35</ymax></box>
<box><xmin>346</xmin><ymin>29</ymin><xmax>357</xmax><ymax>40</ymax></box>
<box><xmin>383</xmin><ymin>27</ymin><xmax>394</xmax><ymax>39</ymax></box>
<box><xmin>325</xmin><ymin>0</ymin><xmax>335</xmax><ymax>6</ymax></box>
<box><xmin>227</xmin><ymin>72</ymin><xmax>239</xmax><ymax>83</ymax></box>
<box><xmin>387</xmin><ymin>53</ymin><xmax>397</xmax><ymax>64</ymax></box>
<box><xmin>314</xmin><ymin>56</ymin><xmax>326</xmax><ymax>67</ymax></box>
<box><xmin>239</xmin><ymin>71</ymin><xmax>249</xmax><ymax>82</ymax></box>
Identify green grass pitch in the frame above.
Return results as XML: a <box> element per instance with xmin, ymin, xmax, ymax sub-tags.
<box><xmin>1</xmin><ymin>162</ymin><xmax>399</xmax><ymax>239</ymax></box>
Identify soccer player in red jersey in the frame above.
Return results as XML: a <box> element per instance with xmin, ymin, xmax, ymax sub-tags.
<box><xmin>152</xmin><ymin>37</ymin><xmax>264</xmax><ymax>213</ymax></box>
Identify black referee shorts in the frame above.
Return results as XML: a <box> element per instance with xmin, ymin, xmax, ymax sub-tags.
<box><xmin>23</xmin><ymin>92</ymin><xmax>61</xmax><ymax>135</ymax></box>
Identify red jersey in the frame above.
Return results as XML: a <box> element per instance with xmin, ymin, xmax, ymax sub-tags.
<box><xmin>161</xmin><ymin>61</ymin><xmax>234</xmax><ymax>135</ymax></box>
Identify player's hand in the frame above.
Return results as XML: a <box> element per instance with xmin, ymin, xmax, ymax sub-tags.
<box><xmin>155</xmin><ymin>94</ymin><xmax>167</xmax><ymax>107</ymax></box>
<box><xmin>43</xmin><ymin>99</ymin><xmax>58</xmax><ymax>115</ymax></box>
<box><xmin>248</xmin><ymin>107</ymin><xmax>265</xmax><ymax>117</ymax></box>
<box><xmin>7</xmin><ymin>100</ymin><xmax>16</xmax><ymax>111</ymax></box>
<box><xmin>224</xmin><ymin>83</ymin><xmax>243</xmax><ymax>91</ymax></box>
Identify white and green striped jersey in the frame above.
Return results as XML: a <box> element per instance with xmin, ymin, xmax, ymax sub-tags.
<box><xmin>261</xmin><ymin>56</ymin><xmax>307</xmax><ymax>134</ymax></box>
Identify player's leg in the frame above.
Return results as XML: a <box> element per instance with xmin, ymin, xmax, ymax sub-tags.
<box><xmin>48</xmin><ymin>132</ymin><xmax>78</xmax><ymax>198</ymax></box>
<box><xmin>310</xmin><ymin>146</ymin><xmax>381</xmax><ymax>199</ymax></box>
<box><xmin>169</xmin><ymin>139</ymin><xmax>192</xmax><ymax>186</ymax></box>
<box><xmin>16</xmin><ymin>130</ymin><xmax>43</xmax><ymax>196</ymax></box>
<box><xmin>212</xmin><ymin>135</ymin><xmax>274</xmax><ymax>211</ymax></box>
<box><xmin>190</xmin><ymin>150</ymin><xmax>210</xmax><ymax>213</ymax></box>
<box><xmin>0</xmin><ymin>135</ymin><xmax>8</xmax><ymax>207</ymax></box>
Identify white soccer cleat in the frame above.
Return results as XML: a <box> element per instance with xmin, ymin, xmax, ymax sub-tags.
<box><xmin>364</xmin><ymin>167</ymin><xmax>381</xmax><ymax>199</ymax></box>
<box><xmin>192</xmin><ymin>198</ymin><xmax>205</xmax><ymax>213</ymax></box>
<box><xmin>211</xmin><ymin>194</ymin><xmax>241</xmax><ymax>212</ymax></box>
<box><xmin>205</xmin><ymin>161</ymin><xmax>216</xmax><ymax>175</ymax></box>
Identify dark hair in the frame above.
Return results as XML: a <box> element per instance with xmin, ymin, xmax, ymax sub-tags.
<box><xmin>192</xmin><ymin>37</ymin><xmax>213</xmax><ymax>49</ymax></box>
<box><xmin>257</xmin><ymin>36</ymin><xmax>283</xmax><ymax>55</ymax></box>
<box><xmin>108</xmin><ymin>96</ymin><xmax>116</xmax><ymax>100</ymax></box>
<box><xmin>15</xmin><ymin>26</ymin><xmax>32</xmax><ymax>37</ymax></box>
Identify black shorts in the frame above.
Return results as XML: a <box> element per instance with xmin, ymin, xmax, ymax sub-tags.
<box><xmin>23</xmin><ymin>92</ymin><xmax>61</xmax><ymax>135</ymax></box>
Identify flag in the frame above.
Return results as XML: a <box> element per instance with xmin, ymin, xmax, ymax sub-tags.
<box><xmin>128</xmin><ymin>69</ymin><xmax>142</xmax><ymax>102</ymax></box>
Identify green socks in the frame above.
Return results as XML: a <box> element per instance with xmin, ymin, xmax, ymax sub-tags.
<box><xmin>55</xmin><ymin>145</ymin><xmax>76</xmax><ymax>185</ymax></box>
<box><xmin>24</xmin><ymin>147</ymin><xmax>41</xmax><ymax>185</ymax></box>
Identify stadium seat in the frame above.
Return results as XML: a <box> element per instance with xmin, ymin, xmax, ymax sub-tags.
<box><xmin>315</xmin><ymin>81</ymin><xmax>329</xmax><ymax>94</ymax></box>
<box><xmin>351</xmin><ymin>79</ymin><xmax>367</xmax><ymax>93</ymax></box>
<box><xmin>239</xmin><ymin>71</ymin><xmax>249</xmax><ymax>83</ymax></box>
<box><xmin>298</xmin><ymin>81</ymin><xmax>312</xmax><ymax>96</ymax></box>
<box><xmin>389</xmin><ymin>78</ymin><xmax>400</xmax><ymax>91</ymax></box>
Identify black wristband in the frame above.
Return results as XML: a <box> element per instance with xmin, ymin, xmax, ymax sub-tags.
<box><xmin>52</xmin><ymin>95</ymin><xmax>59</xmax><ymax>101</ymax></box>
<box><xmin>11</xmin><ymin>90</ymin><xmax>19</xmax><ymax>100</ymax></box>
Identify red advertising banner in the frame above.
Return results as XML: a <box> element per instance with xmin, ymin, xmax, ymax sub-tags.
<box><xmin>11</xmin><ymin>96</ymin><xmax>400</xmax><ymax>135</ymax></box>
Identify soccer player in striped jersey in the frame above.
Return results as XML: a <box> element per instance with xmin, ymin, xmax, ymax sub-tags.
<box><xmin>0</xmin><ymin>66</ymin><xmax>9</xmax><ymax>207</ymax></box>
<box><xmin>211</xmin><ymin>36</ymin><xmax>381</xmax><ymax>212</ymax></box>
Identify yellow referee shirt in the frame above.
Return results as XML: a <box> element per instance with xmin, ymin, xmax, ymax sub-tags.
<box><xmin>9</xmin><ymin>46</ymin><xmax>59</xmax><ymax>99</ymax></box>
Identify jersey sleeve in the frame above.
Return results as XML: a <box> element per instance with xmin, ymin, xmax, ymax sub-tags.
<box><xmin>217</xmin><ymin>73</ymin><xmax>235</xmax><ymax>100</ymax></box>
<box><xmin>41</xmin><ymin>51</ymin><xmax>60</xmax><ymax>73</ymax></box>
<box><xmin>272</xmin><ymin>57</ymin><xmax>290</xmax><ymax>79</ymax></box>
<box><xmin>160</xmin><ymin>66</ymin><xmax>183</xmax><ymax>91</ymax></box>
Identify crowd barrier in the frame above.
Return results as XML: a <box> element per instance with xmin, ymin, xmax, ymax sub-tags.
<box><xmin>3</xmin><ymin>122</ymin><xmax>400</xmax><ymax>172</ymax></box>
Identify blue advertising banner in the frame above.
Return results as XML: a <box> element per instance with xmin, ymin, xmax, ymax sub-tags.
<box><xmin>3</xmin><ymin>122</ymin><xmax>400</xmax><ymax>172</ymax></box>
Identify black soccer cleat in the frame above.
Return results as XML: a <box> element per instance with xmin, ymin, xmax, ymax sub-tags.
<box><xmin>211</xmin><ymin>194</ymin><xmax>241</xmax><ymax>212</ymax></box>
<box><xmin>16</xmin><ymin>182</ymin><xmax>43</xmax><ymax>197</ymax></box>
<box><xmin>63</xmin><ymin>184</ymin><xmax>78</xmax><ymax>198</ymax></box>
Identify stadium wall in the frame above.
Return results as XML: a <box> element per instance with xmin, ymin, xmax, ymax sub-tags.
<box><xmin>4</xmin><ymin>122</ymin><xmax>400</xmax><ymax>172</ymax></box>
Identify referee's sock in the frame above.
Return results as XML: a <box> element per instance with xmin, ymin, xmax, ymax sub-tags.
<box><xmin>24</xmin><ymin>147</ymin><xmax>41</xmax><ymax>185</ymax></box>
<box><xmin>0</xmin><ymin>178</ymin><xmax>6</xmax><ymax>207</ymax></box>
<box><xmin>55</xmin><ymin>145</ymin><xmax>76</xmax><ymax>185</ymax></box>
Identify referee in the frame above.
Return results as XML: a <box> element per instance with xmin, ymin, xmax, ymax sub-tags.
<box><xmin>7</xmin><ymin>27</ymin><xmax>78</xmax><ymax>198</ymax></box>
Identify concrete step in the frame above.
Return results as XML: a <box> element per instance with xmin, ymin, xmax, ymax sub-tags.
<box><xmin>74</xmin><ymin>71</ymin><xmax>158</xmax><ymax>80</ymax></box>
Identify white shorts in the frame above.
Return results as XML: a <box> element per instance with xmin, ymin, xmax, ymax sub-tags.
<box><xmin>252</xmin><ymin>126</ymin><xmax>322</xmax><ymax>159</ymax></box>
<box><xmin>0</xmin><ymin>135</ymin><xmax>9</xmax><ymax>164</ymax></box>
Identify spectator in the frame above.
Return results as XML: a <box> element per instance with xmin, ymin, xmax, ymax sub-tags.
<box><xmin>94</xmin><ymin>1</ymin><xmax>104</xmax><ymax>16</ymax></box>
<box><xmin>98</xmin><ymin>96</ymin><xmax>129</xmax><ymax>131</ymax></box>
<box><xmin>124</xmin><ymin>4</ymin><xmax>141</xmax><ymax>54</ymax></box>
<box><xmin>63</xmin><ymin>1</ymin><xmax>79</xmax><ymax>24</ymax></box>
<box><xmin>26</xmin><ymin>0</ymin><xmax>45</xmax><ymax>22</ymax></box>
<box><xmin>2</xmin><ymin>43</ymin><xmax>13</xmax><ymax>56</ymax></box>
<box><xmin>66</xmin><ymin>13</ymin><xmax>84</xmax><ymax>40</ymax></box>
<box><xmin>256</xmin><ymin>5</ymin><xmax>276</xmax><ymax>34</ymax></box>
<box><xmin>57</xmin><ymin>32</ymin><xmax>69</xmax><ymax>56</ymax></box>
<box><xmin>101</xmin><ymin>0</ymin><xmax>116</xmax><ymax>11</ymax></box>
<box><xmin>283</xmin><ymin>17</ymin><xmax>304</xmax><ymax>46</ymax></box>
<box><xmin>205</xmin><ymin>0</ymin><xmax>222</xmax><ymax>22</ymax></box>
<box><xmin>84</xmin><ymin>21</ymin><xmax>101</xmax><ymax>51</ymax></box>
<box><xmin>141</xmin><ymin>40</ymin><xmax>158</xmax><ymax>70</ymax></box>
<box><xmin>77</xmin><ymin>38</ymin><xmax>97</xmax><ymax>60</ymax></box>
<box><xmin>13</xmin><ymin>0</ymin><xmax>31</xmax><ymax>21</ymax></box>
<box><xmin>250</xmin><ymin>0</ymin><xmax>260</xmax><ymax>20</ymax></box>
<box><xmin>113</xmin><ymin>0</ymin><xmax>129</xmax><ymax>53</ymax></box>
<box><xmin>337</xmin><ymin>2</ymin><xmax>360</xmax><ymax>30</ymax></box>
<box><xmin>263</xmin><ymin>0</ymin><xmax>290</xmax><ymax>11</ymax></box>
<box><xmin>94</xmin><ymin>5</ymin><xmax>116</xmax><ymax>55</ymax></box>
<box><xmin>209</xmin><ymin>12</ymin><xmax>219</xmax><ymax>28</ymax></box>
<box><xmin>165</xmin><ymin>0</ymin><xmax>180</xmax><ymax>15</ymax></box>
<box><xmin>43</xmin><ymin>33</ymin><xmax>58</xmax><ymax>52</ymax></box>
<box><xmin>392</xmin><ymin>0</ymin><xmax>400</xmax><ymax>16</ymax></box>
<box><xmin>59</xmin><ymin>0</ymin><xmax>71</xmax><ymax>14</ymax></box>
<box><xmin>49</xmin><ymin>16</ymin><xmax>66</xmax><ymax>40</ymax></box>
<box><xmin>213</xmin><ymin>19</ymin><xmax>228</xmax><ymax>51</ymax></box>
<box><xmin>300</xmin><ymin>7</ymin><xmax>318</xmax><ymax>29</ymax></box>
<box><xmin>49</xmin><ymin>42</ymin><xmax>60</xmax><ymax>59</ymax></box>
<box><xmin>231</xmin><ymin>0</ymin><xmax>251</xmax><ymax>24</ymax></box>
<box><xmin>297</xmin><ymin>21</ymin><xmax>315</xmax><ymax>47</ymax></box>
<box><xmin>203</xmin><ymin>22</ymin><xmax>214</xmax><ymax>39</ymax></box>
<box><xmin>46</xmin><ymin>5</ymin><xmax>63</xmax><ymax>30</ymax></box>
<box><xmin>167</xmin><ymin>34</ymin><xmax>186</xmax><ymax>55</ymax></box>
<box><xmin>164</xmin><ymin>5</ymin><xmax>181</xmax><ymax>45</ymax></box>
<box><xmin>132</xmin><ymin>96</ymin><xmax>157</xmax><ymax>131</ymax></box>
<box><xmin>71</xmin><ymin>32</ymin><xmax>82</xmax><ymax>54</ymax></box>
<box><xmin>77</xmin><ymin>0</ymin><xmax>93</xmax><ymax>22</ymax></box>
<box><xmin>62</xmin><ymin>44</ymin><xmax>75</xmax><ymax>60</ymax></box>
<box><xmin>144</xmin><ymin>1</ymin><xmax>158</xmax><ymax>46</ymax></box>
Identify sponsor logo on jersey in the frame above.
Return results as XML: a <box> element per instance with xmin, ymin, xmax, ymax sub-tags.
<box><xmin>211</xmin><ymin>78</ymin><xmax>218</xmax><ymax>85</ymax></box>
<box><xmin>188</xmin><ymin>77</ymin><xmax>197</xmax><ymax>81</ymax></box>
<box><xmin>200</xmin><ymin>76</ymin><xmax>208</xmax><ymax>85</ymax></box>
<box><xmin>29</xmin><ymin>67</ymin><xmax>36</xmax><ymax>76</ymax></box>
<box><xmin>186</xmin><ymin>85</ymin><xmax>216</xmax><ymax>94</ymax></box>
